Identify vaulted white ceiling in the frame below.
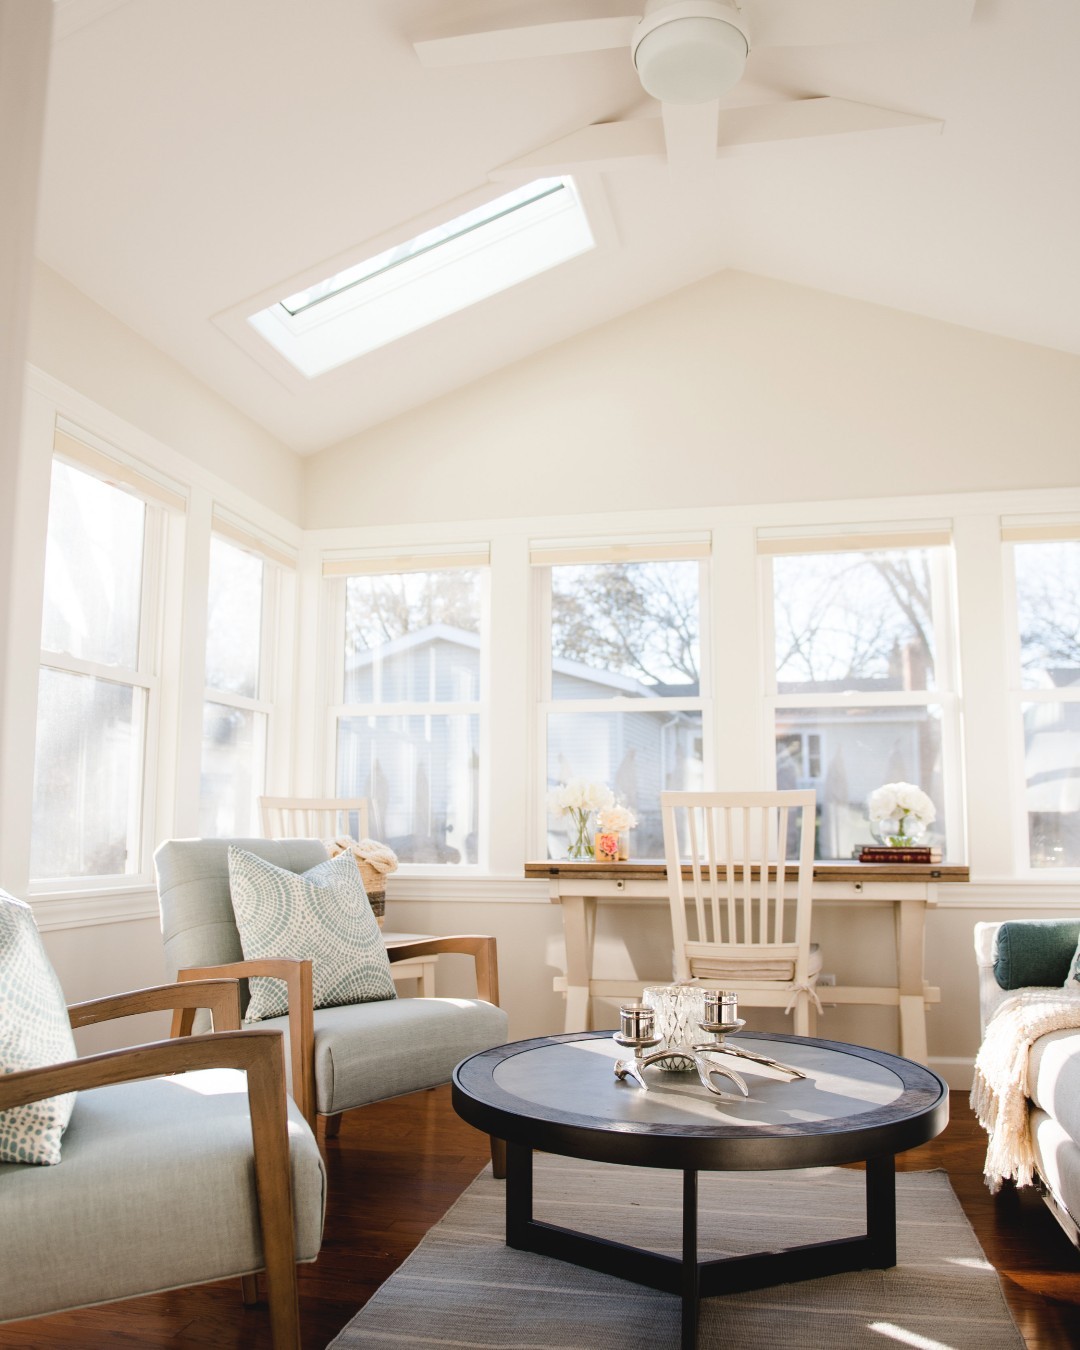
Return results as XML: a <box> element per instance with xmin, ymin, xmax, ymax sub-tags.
<box><xmin>38</xmin><ymin>0</ymin><xmax>1080</xmax><ymax>455</ymax></box>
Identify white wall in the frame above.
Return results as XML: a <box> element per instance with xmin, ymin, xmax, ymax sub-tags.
<box><xmin>28</xmin><ymin>262</ymin><xmax>304</xmax><ymax>524</ymax></box>
<box><xmin>306</xmin><ymin>271</ymin><xmax>1080</xmax><ymax>528</ymax></box>
<box><xmin>0</xmin><ymin>0</ymin><xmax>51</xmax><ymax>864</ymax></box>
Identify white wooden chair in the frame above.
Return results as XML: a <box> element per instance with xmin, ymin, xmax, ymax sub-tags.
<box><xmin>259</xmin><ymin>796</ymin><xmax>369</xmax><ymax>842</ymax></box>
<box><xmin>660</xmin><ymin>789</ymin><xmax>822</xmax><ymax>1036</ymax></box>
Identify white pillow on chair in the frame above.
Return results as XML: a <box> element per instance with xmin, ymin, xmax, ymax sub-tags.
<box><xmin>227</xmin><ymin>848</ymin><xmax>396</xmax><ymax>1021</ymax></box>
<box><xmin>0</xmin><ymin>890</ymin><xmax>78</xmax><ymax>1164</ymax></box>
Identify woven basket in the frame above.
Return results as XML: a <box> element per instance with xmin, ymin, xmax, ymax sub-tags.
<box><xmin>354</xmin><ymin>858</ymin><xmax>387</xmax><ymax>926</ymax></box>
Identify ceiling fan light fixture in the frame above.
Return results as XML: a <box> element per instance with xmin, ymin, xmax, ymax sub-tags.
<box><xmin>633</xmin><ymin>3</ymin><xmax>749</xmax><ymax>105</ymax></box>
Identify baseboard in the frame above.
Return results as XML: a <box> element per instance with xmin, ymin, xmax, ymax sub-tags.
<box><xmin>929</xmin><ymin>1056</ymin><xmax>974</xmax><ymax>1091</ymax></box>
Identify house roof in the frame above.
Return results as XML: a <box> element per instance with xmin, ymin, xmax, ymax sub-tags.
<box><xmin>39</xmin><ymin>0</ymin><xmax>1080</xmax><ymax>456</ymax></box>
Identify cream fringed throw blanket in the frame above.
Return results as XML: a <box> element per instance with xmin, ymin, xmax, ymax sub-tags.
<box><xmin>970</xmin><ymin>989</ymin><xmax>1080</xmax><ymax>1193</ymax></box>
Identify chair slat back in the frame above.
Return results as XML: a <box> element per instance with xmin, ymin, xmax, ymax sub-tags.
<box><xmin>259</xmin><ymin>797</ymin><xmax>370</xmax><ymax>842</ymax></box>
<box><xmin>661</xmin><ymin>790</ymin><xmax>816</xmax><ymax>983</ymax></box>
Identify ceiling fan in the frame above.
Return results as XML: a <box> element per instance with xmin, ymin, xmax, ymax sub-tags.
<box><xmin>413</xmin><ymin>0</ymin><xmax>975</xmax><ymax>177</ymax></box>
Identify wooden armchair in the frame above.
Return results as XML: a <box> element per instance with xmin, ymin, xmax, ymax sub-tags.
<box><xmin>0</xmin><ymin>979</ymin><xmax>325</xmax><ymax>1349</ymax></box>
<box><xmin>155</xmin><ymin>838</ymin><xmax>509</xmax><ymax>1167</ymax></box>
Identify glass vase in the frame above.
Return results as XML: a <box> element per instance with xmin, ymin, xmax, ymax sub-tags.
<box><xmin>565</xmin><ymin>809</ymin><xmax>593</xmax><ymax>860</ymax></box>
<box><xmin>643</xmin><ymin>984</ymin><xmax>706</xmax><ymax>1071</ymax></box>
<box><xmin>871</xmin><ymin>814</ymin><xmax>927</xmax><ymax>847</ymax></box>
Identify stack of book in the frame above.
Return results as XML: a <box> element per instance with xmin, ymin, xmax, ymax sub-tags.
<box><xmin>855</xmin><ymin>844</ymin><xmax>942</xmax><ymax>864</ymax></box>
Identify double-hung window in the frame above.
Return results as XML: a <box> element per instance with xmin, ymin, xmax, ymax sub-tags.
<box><xmin>199</xmin><ymin>526</ymin><xmax>283</xmax><ymax>836</ymax></box>
<box><xmin>30</xmin><ymin>432</ymin><xmax>177</xmax><ymax>886</ymax></box>
<box><xmin>534</xmin><ymin>539</ymin><xmax>710</xmax><ymax>859</ymax></box>
<box><xmin>327</xmin><ymin>551</ymin><xmax>487</xmax><ymax>866</ymax></box>
<box><xmin>1004</xmin><ymin>522</ymin><xmax>1080</xmax><ymax>869</ymax></box>
<box><xmin>761</xmin><ymin>528</ymin><xmax>960</xmax><ymax>860</ymax></box>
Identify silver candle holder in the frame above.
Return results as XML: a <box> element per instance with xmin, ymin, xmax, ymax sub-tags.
<box><xmin>691</xmin><ymin>988</ymin><xmax>806</xmax><ymax>1081</ymax></box>
<box><xmin>613</xmin><ymin>1001</ymin><xmax>661</xmax><ymax>1055</ymax></box>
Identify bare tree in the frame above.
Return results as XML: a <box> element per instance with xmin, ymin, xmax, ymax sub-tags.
<box><xmin>551</xmin><ymin>562</ymin><xmax>700</xmax><ymax>689</ymax></box>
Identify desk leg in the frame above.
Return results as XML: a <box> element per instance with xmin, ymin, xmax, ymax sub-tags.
<box><xmin>561</xmin><ymin>894</ymin><xmax>597</xmax><ymax>1033</ymax></box>
<box><xmin>682</xmin><ymin>1169</ymin><xmax>699</xmax><ymax>1350</ymax></box>
<box><xmin>895</xmin><ymin>899</ymin><xmax>929</xmax><ymax>1063</ymax></box>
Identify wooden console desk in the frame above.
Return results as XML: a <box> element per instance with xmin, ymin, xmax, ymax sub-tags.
<box><xmin>524</xmin><ymin>860</ymin><xmax>970</xmax><ymax>1064</ymax></box>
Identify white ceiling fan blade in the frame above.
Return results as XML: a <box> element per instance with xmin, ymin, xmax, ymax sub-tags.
<box><xmin>749</xmin><ymin>0</ymin><xmax>975</xmax><ymax>49</ymax></box>
<box><xmin>414</xmin><ymin>15</ymin><xmax>638</xmax><ymax>68</ymax></box>
<box><xmin>490</xmin><ymin>120</ymin><xmax>665</xmax><ymax>181</ymax></box>
<box><xmin>661</xmin><ymin>100</ymin><xmax>721</xmax><ymax>167</ymax></box>
<box><xmin>716</xmin><ymin>97</ymin><xmax>943</xmax><ymax>152</ymax></box>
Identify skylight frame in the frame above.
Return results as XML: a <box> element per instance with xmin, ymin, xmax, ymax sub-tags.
<box><xmin>247</xmin><ymin>176</ymin><xmax>595</xmax><ymax>379</ymax></box>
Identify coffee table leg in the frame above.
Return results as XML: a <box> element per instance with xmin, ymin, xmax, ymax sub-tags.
<box><xmin>505</xmin><ymin>1141</ymin><xmax>533</xmax><ymax>1249</ymax></box>
<box><xmin>866</xmin><ymin>1153</ymin><xmax>897</xmax><ymax>1268</ymax></box>
<box><xmin>681</xmin><ymin>1169</ymin><xmax>699</xmax><ymax>1350</ymax></box>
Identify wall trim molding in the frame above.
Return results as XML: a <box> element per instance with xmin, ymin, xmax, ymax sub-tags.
<box><xmin>25</xmin><ymin>872</ymin><xmax>1078</xmax><ymax>933</ymax></box>
<box><xmin>30</xmin><ymin>889</ymin><xmax>159</xmax><ymax>931</ymax></box>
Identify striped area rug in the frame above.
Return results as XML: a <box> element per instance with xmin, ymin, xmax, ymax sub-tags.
<box><xmin>331</xmin><ymin>1158</ymin><xmax>1024</xmax><ymax>1349</ymax></box>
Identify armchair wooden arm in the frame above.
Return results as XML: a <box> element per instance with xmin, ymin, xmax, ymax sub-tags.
<box><xmin>176</xmin><ymin>959</ymin><xmax>315</xmax><ymax>1130</ymax></box>
<box><xmin>68</xmin><ymin>979</ymin><xmax>242</xmax><ymax>1033</ymax></box>
<box><xmin>0</xmin><ymin>1030</ymin><xmax>300</xmax><ymax>1350</ymax></box>
<box><xmin>386</xmin><ymin>935</ymin><xmax>500</xmax><ymax>1006</ymax></box>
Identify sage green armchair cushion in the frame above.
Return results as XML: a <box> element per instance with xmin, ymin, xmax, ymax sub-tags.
<box><xmin>0</xmin><ymin>1068</ymin><xmax>325</xmax><ymax>1321</ymax></box>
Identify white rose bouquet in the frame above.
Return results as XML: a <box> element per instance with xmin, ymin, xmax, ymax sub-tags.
<box><xmin>867</xmin><ymin>782</ymin><xmax>936</xmax><ymax>847</ymax></box>
<box><xmin>548</xmin><ymin>778</ymin><xmax>614</xmax><ymax>859</ymax></box>
<box><xmin>597</xmin><ymin>804</ymin><xmax>637</xmax><ymax>835</ymax></box>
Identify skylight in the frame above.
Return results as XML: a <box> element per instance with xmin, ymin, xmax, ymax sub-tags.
<box><xmin>248</xmin><ymin>177</ymin><xmax>594</xmax><ymax>378</ymax></box>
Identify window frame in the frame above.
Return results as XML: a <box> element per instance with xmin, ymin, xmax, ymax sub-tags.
<box><xmin>759</xmin><ymin>530</ymin><xmax>965</xmax><ymax>863</ymax></box>
<box><xmin>1002</xmin><ymin>526</ymin><xmax>1080</xmax><ymax>877</ymax></box>
<box><xmin>29</xmin><ymin>451</ymin><xmax>168</xmax><ymax>894</ymax></box>
<box><xmin>531</xmin><ymin>539</ymin><xmax>713</xmax><ymax>860</ymax></box>
<box><xmin>324</xmin><ymin>554</ymin><xmax>490</xmax><ymax>874</ymax></box>
<box><xmin>198</xmin><ymin>531</ymin><xmax>281</xmax><ymax>837</ymax></box>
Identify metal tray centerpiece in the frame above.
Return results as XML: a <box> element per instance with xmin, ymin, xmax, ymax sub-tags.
<box><xmin>613</xmin><ymin>985</ymin><xmax>806</xmax><ymax>1098</ymax></box>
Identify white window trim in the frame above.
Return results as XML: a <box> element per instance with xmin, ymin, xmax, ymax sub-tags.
<box><xmin>760</xmin><ymin>537</ymin><xmax>964</xmax><ymax>863</ymax></box>
<box><xmin>532</xmin><ymin>547</ymin><xmax>712</xmax><ymax>860</ymax></box>
<box><xmin>324</xmin><ymin>561</ymin><xmax>489</xmax><ymax>873</ymax></box>
<box><xmin>1002</xmin><ymin>536</ymin><xmax>1080</xmax><ymax>879</ymax></box>
<box><xmin>29</xmin><ymin>467</ymin><xmax>168</xmax><ymax>895</ymax></box>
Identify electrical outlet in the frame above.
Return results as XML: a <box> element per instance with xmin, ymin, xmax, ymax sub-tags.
<box><xmin>817</xmin><ymin>973</ymin><xmax>837</xmax><ymax>987</ymax></box>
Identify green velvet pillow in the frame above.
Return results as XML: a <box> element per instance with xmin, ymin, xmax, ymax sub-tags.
<box><xmin>994</xmin><ymin>918</ymin><xmax>1080</xmax><ymax>990</ymax></box>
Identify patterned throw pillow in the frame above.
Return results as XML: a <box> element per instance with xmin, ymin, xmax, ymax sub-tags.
<box><xmin>228</xmin><ymin>848</ymin><xmax>397</xmax><ymax>1021</ymax></box>
<box><xmin>0</xmin><ymin>890</ymin><xmax>79</xmax><ymax>1165</ymax></box>
<box><xmin>1066</xmin><ymin>938</ymin><xmax>1080</xmax><ymax>988</ymax></box>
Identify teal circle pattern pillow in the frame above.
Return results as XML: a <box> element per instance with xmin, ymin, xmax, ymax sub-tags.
<box><xmin>228</xmin><ymin>848</ymin><xmax>397</xmax><ymax>1021</ymax></box>
<box><xmin>0</xmin><ymin>890</ymin><xmax>79</xmax><ymax>1165</ymax></box>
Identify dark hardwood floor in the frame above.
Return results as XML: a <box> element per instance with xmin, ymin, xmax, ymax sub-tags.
<box><xmin>2</xmin><ymin>1088</ymin><xmax>1077</xmax><ymax>1348</ymax></box>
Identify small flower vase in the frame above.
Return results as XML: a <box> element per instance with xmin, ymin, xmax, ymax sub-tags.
<box><xmin>565</xmin><ymin>809</ymin><xmax>593</xmax><ymax>860</ymax></box>
<box><xmin>617</xmin><ymin>830</ymin><xmax>630</xmax><ymax>861</ymax></box>
<box><xmin>871</xmin><ymin>813</ymin><xmax>927</xmax><ymax>848</ymax></box>
<box><xmin>594</xmin><ymin>831</ymin><xmax>619</xmax><ymax>862</ymax></box>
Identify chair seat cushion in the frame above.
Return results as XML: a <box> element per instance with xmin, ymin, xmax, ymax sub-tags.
<box><xmin>228</xmin><ymin>847</ymin><xmax>396</xmax><ymax>1020</ymax></box>
<box><xmin>0</xmin><ymin>1068</ymin><xmax>325</xmax><ymax>1322</ymax></box>
<box><xmin>690</xmin><ymin>943</ymin><xmax>823</xmax><ymax>983</ymax></box>
<box><xmin>1028</xmin><ymin>1027</ymin><xmax>1080</xmax><ymax>1144</ymax></box>
<box><xmin>258</xmin><ymin>996</ymin><xmax>509</xmax><ymax>1115</ymax></box>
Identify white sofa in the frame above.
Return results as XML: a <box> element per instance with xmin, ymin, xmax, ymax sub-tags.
<box><xmin>975</xmin><ymin>919</ymin><xmax>1080</xmax><ymax>1246</ymax></box>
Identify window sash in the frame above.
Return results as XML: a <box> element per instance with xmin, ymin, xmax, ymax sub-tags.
<box><xmin>32</xmin><ymin>463</ymin><xmax>165</xmax><ymax>888</ymax></box>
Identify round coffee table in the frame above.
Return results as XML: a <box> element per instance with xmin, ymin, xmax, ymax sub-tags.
<box><xmin>453</xmin><ymin>1030</ymin><xmax>948</xmax><ymax>1350</ymax></box>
